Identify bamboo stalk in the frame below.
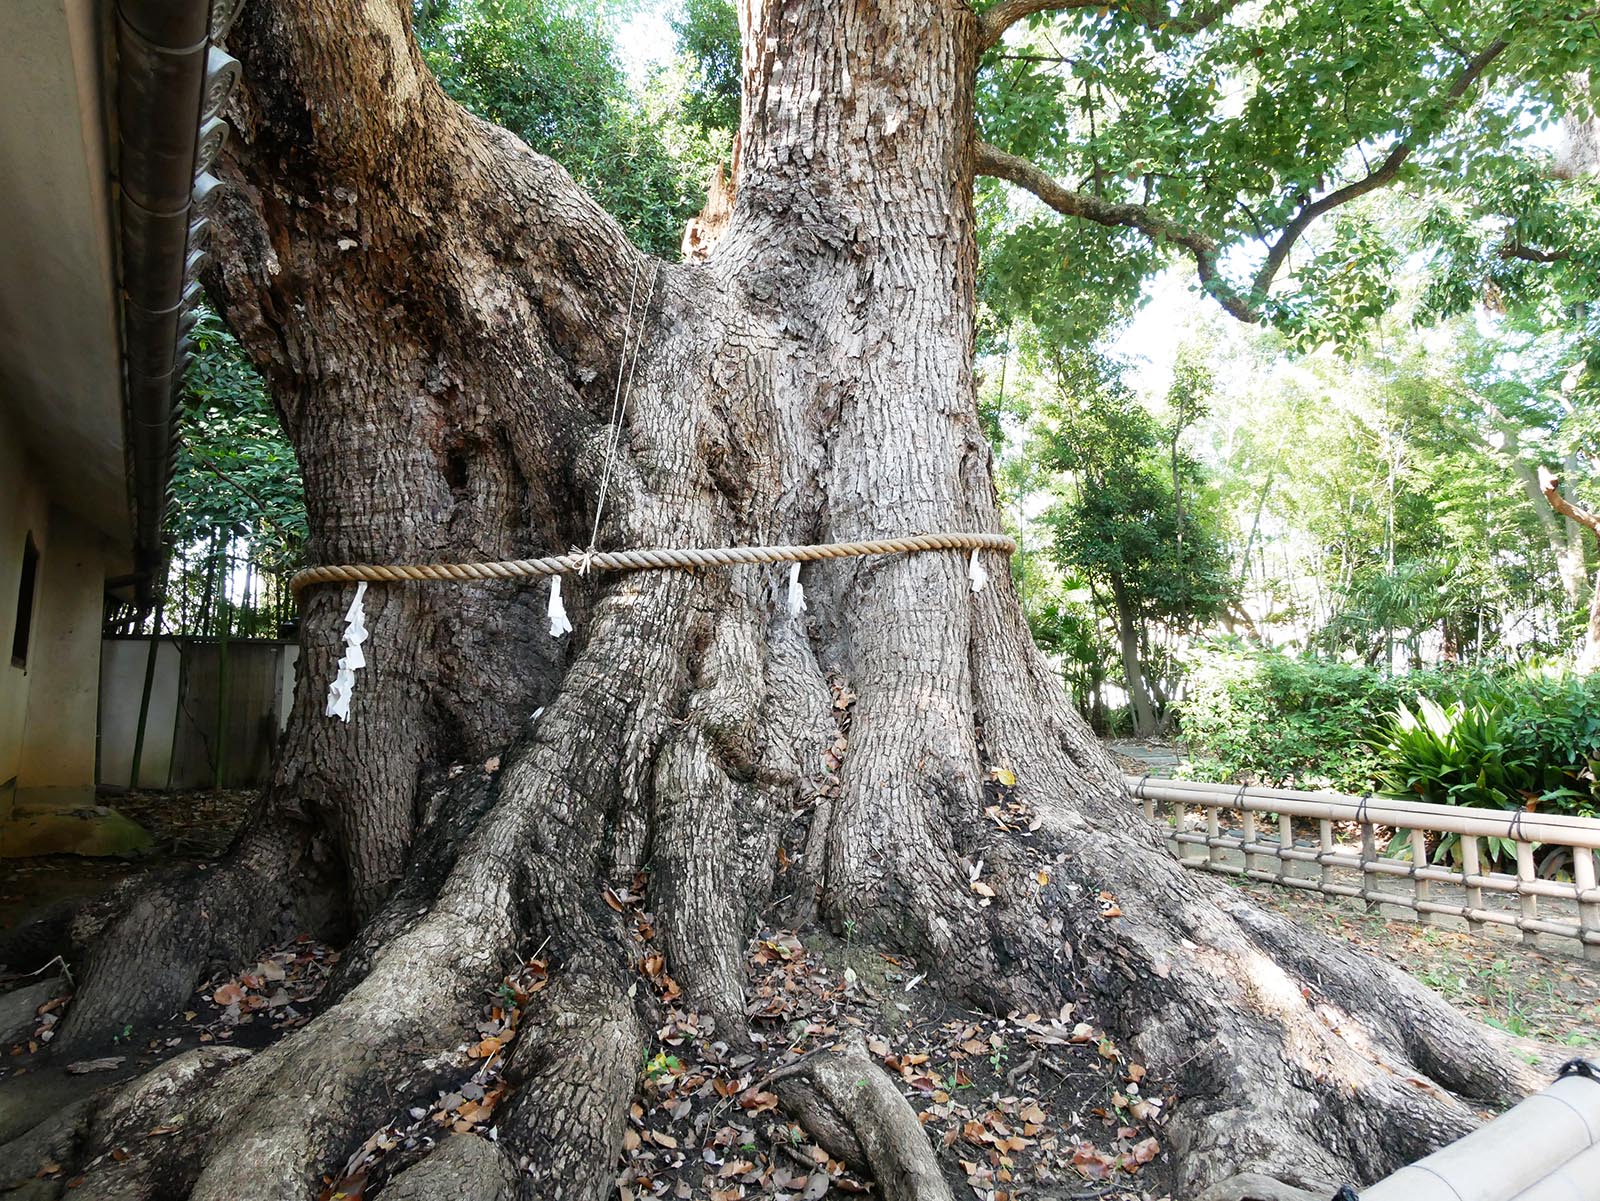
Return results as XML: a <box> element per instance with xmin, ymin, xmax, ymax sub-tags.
<box><xmin>1133</xmin><ymin>777</ymin><xmax>1600</xmax><ymax>952</ymax></box>
<box><xmin>1166</xmin><ymin>831</ymin><xmax>1598</xmax><ymax>901</ymax></box>
<box><xmin>1177</xmin><ymin>853</ymin><xmax>1590</xmax><ymax>939</ymax></box>
<box><xmin>1361</xmin><ymin>1072</ymin><xmax>1600</xmax><ymax>1200</ymax></box>
<box><xmin>128</xmin><ymin>590</ymin><xmax>166</xmax><ymax>790</ymax></box>
<box><xmin>1125</xmin><ymin>778</ymin><xmax>1600</xmax><ymax>850</ymax></box>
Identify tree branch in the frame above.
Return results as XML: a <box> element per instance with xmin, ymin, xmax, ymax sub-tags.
<box><xmin>1499</xmin><ymin>241</ymin><xmax>1572</xmax><ymax>263</ymax></box>
<box><xmin>215</xmin><ymin>0</ymin><xmax>649</xmax><ymax>416</ymax></box>
<box><xmin>974</xmin><ymin>140</ymin><xmax>1263</xmax><ymax>321</ymax></box>
<box><xmin>977</xmin><ymin>0</ymin><xmax>1240</xmax><ymax>51</ymax></box>
<box><xmin>977</xmin><ymin>34</ymin><xmax>1509</xmax><ymax>324</ymax></box>
<box><xmin>1247</xmin><ymin>37</ymin><xmax>1510</xmax><ymax>298</ymax></box>
<box><xmin>979</xmin><ymin>0</ymin><xmax>1099</xmax><ymax>52</ymax></box>
<box><xmin>1540</xmin><ymin>466</ymin><xmax>1600</xmax><ymax>535</ymax></box>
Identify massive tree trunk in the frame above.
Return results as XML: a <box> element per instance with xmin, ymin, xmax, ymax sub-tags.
<box><xmin>4</xmin><ymin>3</ymin><xmax>1536</xmax><ymax>1199</ymax></box>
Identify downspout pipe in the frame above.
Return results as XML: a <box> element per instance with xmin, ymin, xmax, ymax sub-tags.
<box><xmin>114</xmin><ymin>0</ymin><xmax>241</xmax><ymax>591</ymax></box>
<box><xmin>1354</xmin><ymin>1060</ymin><xmax>1600</xmax><ymax>1200</ymax></box>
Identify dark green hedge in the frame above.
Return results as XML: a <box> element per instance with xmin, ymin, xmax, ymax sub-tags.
<box><xmin>1178</xmin><ymin>643</ymin><xmax>1600</xmax><ymax>818</ymax></box>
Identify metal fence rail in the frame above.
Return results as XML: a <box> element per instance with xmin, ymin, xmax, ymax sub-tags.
<box><xmin>1128</xmin><ymin>776</ymin><xmax>1600</xmax><ymax>961</ymax></box>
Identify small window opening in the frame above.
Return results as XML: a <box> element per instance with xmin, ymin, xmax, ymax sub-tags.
<box><xmin>11</xmin><ymin>534</ymin><xmax>39</xmax><ymax>669</ymax></box>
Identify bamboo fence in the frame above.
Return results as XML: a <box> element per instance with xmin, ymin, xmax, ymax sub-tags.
<box><xmin>1127</xmin><ymin>776</ymin><xmax>1600</xmax><ymax>960</ymax></box>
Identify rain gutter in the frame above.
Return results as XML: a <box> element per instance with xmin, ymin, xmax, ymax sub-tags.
<box><xmin>113</xmin><ymin>0</ymin><xmax>241</xmax><ymax>591</ymax></box>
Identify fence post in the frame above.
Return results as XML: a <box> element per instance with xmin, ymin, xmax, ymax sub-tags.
<box><xmin>1515</xmin><ymin>840</ymin><xmax>1539</xmax><ymax>946</ymax></box>
<box><xmin>1319</xmin><ymin>819</ymin><xmax>1335</xmax><ymax>895</ymax></box>
<box><xmin>1410</xmin><ymin>827</ymin><xmax>1433</xmax><ymax>924</ymax></box>
<box><xmin>1574</xmin><ymin>848</ymin><xmax>1600</xmax><ymax>964</ymax></box>
<box><xmin>1460</xmin><ymin>835</ymin><xmax>1484</xmax><ymax>936</ymax></box>
<box><xmin>1361</xmin><ymin>821</ymin><xmax>1379</xmax><ymax>913</ymax></box>
<box><xmin>1241</xmin><ymin>808</ymin><xmax>1259</xmax><ymax>877</ymax></box>
<box><xmin>1277</xmin><ymin>814</ymin><xmax>1293</xmax><ymax>884</ymax></box>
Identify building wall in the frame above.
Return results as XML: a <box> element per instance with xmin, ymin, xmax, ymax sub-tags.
<box><xmin>17</xmin><ymin>503</ymin><xmax>108</xmax><ymax>791</ymax></box>
<box><xmin>0</xmin><ymin>400</ymin><xmax>51</xmax><ymax>817</ymax></box>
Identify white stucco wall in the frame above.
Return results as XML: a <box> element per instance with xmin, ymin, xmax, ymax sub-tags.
<box><xmin>17</xmin><ymin>504</ymin><xmax>109</xmax><ymax>790</ymax></box>
<box><xmin>97</xmin><ymin>637</ymin><xmax>182</xmax><ymax>790</ymax></box>
<box><xmin>0</xmin><ymin>400</ymin><xmax>51</xmax><ymax>815</ymax></box>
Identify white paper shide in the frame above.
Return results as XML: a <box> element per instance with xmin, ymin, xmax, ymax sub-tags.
<box><xmin>324</xmin><ymin>581</ymin><xmax>368</xmax><ymax>722</ymax></box>
<box><xmin>968</xmin><ymin>548</ymin><xmax>988</xmax><ymax>593</ymax></box>
<box><xmin>548</xmin><ymin>575</ymin><xmax>573</xmax><ymax>637</ymax></box>
<box><xmin>786</xmin><ymin>562</ymin><xmax>807</xmax><ymax>618</ymax></box>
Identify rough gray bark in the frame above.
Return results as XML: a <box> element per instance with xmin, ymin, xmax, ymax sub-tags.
<box><xmin>4</xmin><ymin>1</ymin><xmax>1538</xmax><ymax>1198</ymax></box>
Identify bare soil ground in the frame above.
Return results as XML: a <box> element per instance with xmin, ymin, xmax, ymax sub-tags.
<box><xmin>4</xmin><ymin>779</ymin><xmax>1596</xmax><ymax>1199</ymax></box>
<box><xmin>0</xmin><ymin>790</ymin><xmax>254</xmax><ymax>942</ymax></box>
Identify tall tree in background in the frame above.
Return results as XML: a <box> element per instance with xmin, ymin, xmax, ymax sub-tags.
<box><xmin>20</xmin><ymin>2</ymin><xmax>1598</xmax><ymax>1199</ymax></box>
<box><xmin>1042</xmin><ymin>349</ymin><xmax>1233</xmax><ymax>734</ymax></box>
<box><xmin>1540</xmin><ymin>467</ymin><xmax>1600</xmax><ymax>672</ymax></box>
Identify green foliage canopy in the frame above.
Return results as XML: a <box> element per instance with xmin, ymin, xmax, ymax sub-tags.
<box><xmin>974</xmin><ymin>0</ymin><xmax>1600</xmax><ymax>348</ymax></box>
<box><xmin>416</xmin><ymin>0</ymin><xmax>714</xmax><ymax>257</ymax></box>
<box><xmin>170</xmin><ymin>308</ymin><xmax>306</xmax><ymax>565</ymax></box>
<box><xmin>1040</xmin><ymin>347</ymin><xmax>1236</xmax><ymax>633</ymax></box>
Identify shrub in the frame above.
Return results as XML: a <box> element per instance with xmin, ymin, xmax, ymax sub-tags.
<box><xmin>1179</xmin><ymin>643</ymin><xmax>1600</xmax><ymax>819</ymax></box>
<box><xmin>1373</xmin><ymin>672</ymin><xmax>1600</xmax><ymax>818</ymax></box>
<box><xmin>1178</xmin><ymin>641</ymin><xmax>1425</xmax><ymax>791</ymax></box>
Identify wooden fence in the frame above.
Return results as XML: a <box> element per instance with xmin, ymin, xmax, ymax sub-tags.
<box><xmin>99</xmin><ymin>637</ymin><xmax>297</xmax><ymax>790</ymax></box>
<box><xmin>1129</xmin><ymin>776</ymin><xmax>1600</xmax><ymax>961</ymax></box>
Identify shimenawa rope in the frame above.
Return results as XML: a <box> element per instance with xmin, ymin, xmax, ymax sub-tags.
<box><xmin>305</xmin><ymin>261</ymin><xmax>1012</xmax><ymax>715</ymax></box>
<box><xmin>290</xmin><ymin>532</ymin><xmax>1017</xmax><ymax>599</ymax></box>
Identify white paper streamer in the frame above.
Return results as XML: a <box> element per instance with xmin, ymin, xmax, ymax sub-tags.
<box><xmin>324</xmin><ymin>581</ymin><xmax>369</xmax><ymax>722</ymax></box>
<box><xmin>786</xmin><ymin>562</ymin><xmax>807</xmax><ymax>618</ymax></box>
<box><xmin>548</xmin><ymin>575</ymin><xmax>573</xmax><ymax>637</ymax></box>
<box><xmin>968</xmin><ymin>548</ymin><xmax>988</xmax><ymax>593</ymax></box>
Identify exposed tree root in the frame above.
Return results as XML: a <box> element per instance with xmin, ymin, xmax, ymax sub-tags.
<box><xmin>381</xmin><ymin>1134</ymin><xmax>518</xmax><ymax>1200</ymax></box>
<box><xmin>21</xmin><ymin>587</ymin><xmax>1541</xmax><ymax>1201</ymax></box>
<box><xmin>495</xmin><ymin>972</ymin><xmax>645</xmax><ymax>1200</ymax></box>
<box><xmin>52</xmin><ymin>820</ymin><xmax>308</xmax><ymax>1052</ymax></box>
<box><xmin>17</xmin><ymin>582</ymin><xmax>1539</xmax><ymax>1201</ymax></box>
<box><xmin>786</xmin><ymin>1036</ymin><xmax>956</xmax><ymax>1201</ymax></box>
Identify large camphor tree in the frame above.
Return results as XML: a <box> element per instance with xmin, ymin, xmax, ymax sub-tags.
<box><xmin>17</xmin><ymin>1</ymin><xmax>1599</xmax><ymax>1198</ymax></box>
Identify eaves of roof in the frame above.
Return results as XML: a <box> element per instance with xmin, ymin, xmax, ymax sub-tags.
<box><xmin>113</xmin><ymin>0</ymin><xmax>241</xmax><ymax>595</ymax></box>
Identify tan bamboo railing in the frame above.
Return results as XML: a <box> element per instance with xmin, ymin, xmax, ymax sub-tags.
<box><xmin>1128</xmin><ymin>776</ymin><xmax>1600</xmax><ymax>960</ymax></box>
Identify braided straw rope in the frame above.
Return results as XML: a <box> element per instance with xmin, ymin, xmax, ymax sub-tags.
<box><xmin>289</xmin><ymin>532</ymin><xmax>1016</xmax><ymax>599</ymax></box>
